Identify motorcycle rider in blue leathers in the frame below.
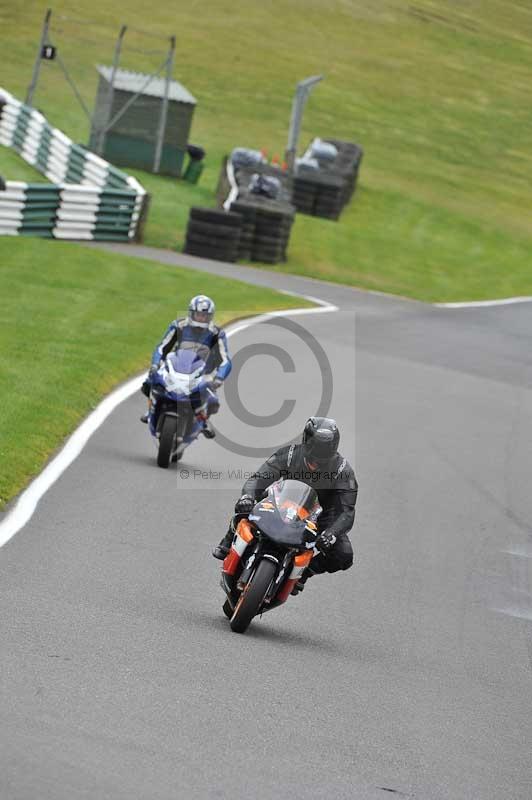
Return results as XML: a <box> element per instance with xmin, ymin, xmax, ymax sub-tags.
<box><xmin>140</xmin><ymin>295</ymin><xmax>232</xmax><ymax>437</ymax></box>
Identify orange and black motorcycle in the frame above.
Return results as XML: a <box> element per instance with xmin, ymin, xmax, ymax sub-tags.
<box><xmin>220</xmin><ymin>479</ymin><xmax>322</xmax><ymax>633</ymax></box>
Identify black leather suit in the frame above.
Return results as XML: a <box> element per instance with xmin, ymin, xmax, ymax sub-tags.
<box><xmin>241</xmin><ymin>443</ymin><xmax>358</xmax><ymax>574</ymax></box>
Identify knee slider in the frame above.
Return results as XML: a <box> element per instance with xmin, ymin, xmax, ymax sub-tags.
<box><xmin>341</xmin><ymin>554</ymin><xmax>354</xmax><ymax>571</ymax></box>
<box><xmin>208</xmin><ymin>397</ymin><xmax>220</xmax><ymax>415</ymax></box>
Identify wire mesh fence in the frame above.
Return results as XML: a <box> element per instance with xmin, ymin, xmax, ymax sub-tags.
<box><xmin>24</xmin><ymin>8</ymin><xmax>176</xmax><ymax>151</ymax></box>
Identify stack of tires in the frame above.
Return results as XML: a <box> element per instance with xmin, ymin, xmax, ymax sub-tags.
<box><xmin>250</xmin><ymin>207</ymin><xmax>293</xmax><ymax>264</ymax></box>
<box><xmin>291</xmin><ymin>176</ymin><xmax>316</xmax><ymax>216</ymax></box>
<box><xmin>312</xmin><ymin>173</ymin><xmax>345</xmax><ymax>220</ymax></box>
<box><xmin>293</xmin><ymin>172</ymin><xmax>344</xmax><ymax>220</ymax></box>
<box><xmin>183</xmin><ymin>207</ymin><xmax>242</xmax><ymax>262</ymax></box>
<box><xmin>292</xmin><ymin>138</ymin><xmax>363</xmax><ymax>221</ymax></box>
<box><xmin>328</xmin><ymin>139</ymin><xmax>363</xmax><ymax>206</ymax></box>
<box><xmin>229</xmin><ymin>201</ymin><xmax>256</xmax><ymax>261</ymax></box>
<box><xmin>229</xmin><ymin>200</ymin><xmax>295</xmax><ymax>265</ymax></box>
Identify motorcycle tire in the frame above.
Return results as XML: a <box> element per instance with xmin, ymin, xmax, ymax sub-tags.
<box><xmin>222</xmin><ymin>599</ymin><xmax>233</xmax><ymax>619</ymax></box>
<box><xmin>157</xmin><ymin>415</ymin><xmax>177</xmax><ymax>468</ymax></box>
<box><xmin>230</xmin><ymin>558</ymin><xmax>277</xmax><ymax>634</ymax></box>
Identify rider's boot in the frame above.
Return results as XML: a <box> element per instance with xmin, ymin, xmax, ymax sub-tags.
<box><xmin>290</xmin><ymin>567</ymin><xmax>315</xmax><ymax>596</ymax></box>
<box><xmin>196</xmin><ymin>410</ymin><xmax>216</xmax><ymax>439</ymax></box>
<box><xmin>140</xmin><ymin>398</ymin><xmax>152</xmax><ymax>424</ymax></box>
<box><xmin>202</xmin><ymin>420</ymin><xmax>216</xmax><ymax>439</ymax></box>
<box><xmin>212</xmin><ymin>527</ymin><xmax>233</xmax><ymax>560</ymax></box>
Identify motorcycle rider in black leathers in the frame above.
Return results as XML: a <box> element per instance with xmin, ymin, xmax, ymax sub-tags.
<box><xmin>213</xmin><ymin>417</ymin><xmax>358</xmax><ymax>592</ymax></box>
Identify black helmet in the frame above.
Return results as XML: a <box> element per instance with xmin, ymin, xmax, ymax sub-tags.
<box><xmin>302</xmin><ymin>417</ymin><xmax>340</xmax><ymax>466</ymax></box>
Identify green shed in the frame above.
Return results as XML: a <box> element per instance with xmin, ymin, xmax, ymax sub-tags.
<box><xmin>89</xmin><ymin>66</ymin><xmax>197</xmax><ymax>177</ymax></box>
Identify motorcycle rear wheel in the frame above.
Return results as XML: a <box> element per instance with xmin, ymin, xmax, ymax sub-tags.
<box><xmin>157</xmin><ymin>415</ymin><xmax>177</xmax><ymax>468</ymax></box>
<box><xmin>230</xmin><ymin>559</ymin><xmax>277</xmax><ymax>633</ymax></box>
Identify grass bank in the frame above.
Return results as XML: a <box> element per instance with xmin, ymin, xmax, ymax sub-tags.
<box><xmin>0</xmin><ymin>238</ymin><xmax>311</xmax><ymax>510</ymax></box>
<box><xmin>1</xmin><ymin>1</ymin><xmax>531</xmax><ymax>301</ymax></box>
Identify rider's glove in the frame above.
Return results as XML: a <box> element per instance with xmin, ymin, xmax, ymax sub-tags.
<box><xmin>316</xmin><ymin>530</ymin><xmax>337</xmax><ymax>552</ymax></box>
<box><xmin>234</xmin><ymin>494</ymin><xmax>255</xmax><ymax>515</ymax></box>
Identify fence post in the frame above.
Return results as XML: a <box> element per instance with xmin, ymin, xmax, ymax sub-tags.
<box><xmin>26</xmin><ymin>8</ymin><xmax>52</xmax><ymax>107</ymax></box>
<box><xmin>285</xmin><ymin>75</ymin><xmax>323</xmax><ymax>173</ymax></box>
<box><xmin>94</xmin><ymin>24</ymin><xmax>127</xmax><ymax>155</ymax></box>
<box><xmin>153</xmin><ymin>35</ymin><xmax>176</xmax><ymax>174</ymax></box>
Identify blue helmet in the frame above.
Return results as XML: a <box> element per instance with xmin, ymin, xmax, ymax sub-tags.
<box><xmin>187</xmin><ymin>295</ymin><xmax>215</xmax><ymax>328</ymax></box>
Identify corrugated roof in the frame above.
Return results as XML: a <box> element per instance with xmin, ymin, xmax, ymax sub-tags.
<box><xmin>97</xmin><ymin>66</ymin><xmax>197</xmax><ymax>105</ymax></box>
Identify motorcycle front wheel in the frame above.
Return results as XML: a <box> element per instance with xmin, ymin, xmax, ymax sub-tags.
<box><xmin>157</xmin><ymin>415</ymin><xmax>177</xmax><ymax>468</ymax></box>
<box><xmin>222</xmin><ymin>599</ymin><xmax>233</xmax><ymax>619</ymax></box>
<box><xmin>230</xmin><ymin>558</ymin><xmax>277</xmax><ymax>634</ymax></box>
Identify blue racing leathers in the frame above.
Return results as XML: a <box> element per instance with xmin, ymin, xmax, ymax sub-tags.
<box><xmin>150</xmin><ymin>318</ymin><xmax>232</xmax><ymax>415</ymax></box>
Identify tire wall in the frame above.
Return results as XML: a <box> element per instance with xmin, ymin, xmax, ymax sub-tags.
<box><xmin>183</xmin><ymin>206</ymin><xmax>243</xmax><ymax>263</ymax></box>
<box><xmin>293</xmin><ymin>138</ymin><xmax>363</xmax><ymax>221</ymax></box>
<box><xmin>229</xmin><ymin>200</ymin><xmax>294</xmax><ymax>265</ymax></box>
<box><xmin>216</xmin><ymin>154</ymin><xmax>296</xmax><ymax>265</ymax></box>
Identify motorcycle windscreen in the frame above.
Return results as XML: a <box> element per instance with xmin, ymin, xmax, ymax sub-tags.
<box><xmin>268</xmin><ymin>479</ymin><xmax>322</xmax><ymax>523</ymax></box>
<box><xmin>167</xmin><ymin>346</ymin><xmax>206</xmax><ymax>375</ymax></box>
<box><xmin>250</xmin><ymin>479</ymin><xmax>322</xmax><ymax>547</ymax></box>
<box><xmin>251</xmin><ymin>510</ymin><xmax>310</xmax><ymax>548</ymax></box>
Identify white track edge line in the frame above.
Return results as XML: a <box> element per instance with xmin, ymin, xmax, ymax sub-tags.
<box><xmin>435</xmin><ymin>296</ymin><xmax>532</xmax><ymax>308</ymax></box>
<box><xmin>0</xmin><ymin>295</ymin><xmax>337</xmax><ymax>547</ymax></box>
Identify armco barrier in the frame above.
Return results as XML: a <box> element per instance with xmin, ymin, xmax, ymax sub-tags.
<box><xmin>0</xmin><ymin>88</ymin><xmax>147</xmax><ymax>241</ymax></box>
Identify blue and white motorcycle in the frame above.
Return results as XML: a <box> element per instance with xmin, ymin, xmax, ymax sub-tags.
<box><xmin>148</xmin><ymin>344</ymin><xmax>216</xmax><ymax>468</ymax></box>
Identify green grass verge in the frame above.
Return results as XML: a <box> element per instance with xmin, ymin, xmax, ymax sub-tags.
<box><xmin>0</xmin><ymin>238</ymin><xmax>312</xmax><ymax>511</ymax></box>
<box><xmin>1</xmin><ymin>1</ymin><xmax>532</xmax><ymax>301</ymax></box>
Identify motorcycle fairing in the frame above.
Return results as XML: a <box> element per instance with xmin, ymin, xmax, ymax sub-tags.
<box><xmin>148</xmin><ymin>347</ymin><xmax>210</xmax><ymax>440</ymax></box>
<box><xmin>250</xmin><ymin>501</ymin><xmax>318</xmax><ymax>548</ymax></box>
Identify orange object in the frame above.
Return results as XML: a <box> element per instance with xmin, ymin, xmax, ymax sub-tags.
<box><xmin>294</xmin><ymin>551</ymin><xmax>314</xmax><ymax>568</ymax></box>
<box><xmin>237</xmin><ymin>519</ymin><xmax>254</xmax><ymax>543</ymax></box>
<box><xmin>280</xmin><ymin>499</ymin><xmax>310</xmax><ymax>520</ymax></box>
<box><xmin>276</xmin><ymin>577</ymin><xmax>298</xmax><ymax>603</ymax></box>
<box><xmin>223</xmin><ymin>549</ymin><xmax>241</xmax><ymax>575</ymax></box>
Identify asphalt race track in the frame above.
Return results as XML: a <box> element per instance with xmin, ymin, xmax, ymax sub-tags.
<box><xmin>2</xmin><ymin>245</ymin><xmax>532</xmax><ymax>799</ymax></box>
